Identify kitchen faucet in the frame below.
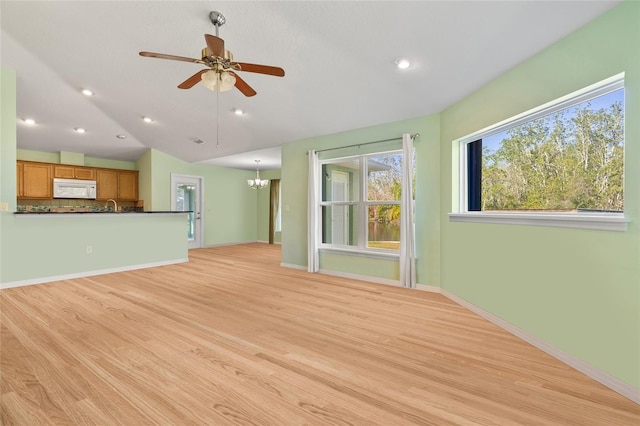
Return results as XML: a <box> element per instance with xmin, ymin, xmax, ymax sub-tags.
<box><xmin>105</xmin><ymin>199</ymin><xmax>118</xmax><ymax>212</ymax></box>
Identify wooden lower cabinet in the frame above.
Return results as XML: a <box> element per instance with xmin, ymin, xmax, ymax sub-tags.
<box><xmin>17</xmin><ymin>161</ymin><xmax>53</xmax><ymax>199</ymax></box>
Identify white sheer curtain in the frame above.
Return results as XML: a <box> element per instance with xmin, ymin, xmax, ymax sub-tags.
<box><xmin>307</xmin><ymin>150</ymin><xmax>320</xmax><ymax>272</ymax></box>
<box><xmin>400</xmin><ymin>133</ymin><xmax>416</xmax><ymax>288</ymax></box>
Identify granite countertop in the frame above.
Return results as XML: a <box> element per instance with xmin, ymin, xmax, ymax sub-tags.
<box><xmin>14</xmin><ymin>211</ymin><xmax>190</xmax><ymax>215</ymax></box>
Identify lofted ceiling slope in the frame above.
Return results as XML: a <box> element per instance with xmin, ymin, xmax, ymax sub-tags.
<box><xmin>0</xmin><ymin>1</ymin><xmax>620</xmax><ymax>170</ymax></box>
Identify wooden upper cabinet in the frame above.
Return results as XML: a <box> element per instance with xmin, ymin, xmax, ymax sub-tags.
<box><xmin>96</xmin><ymin>169</ymin><xmax>118</xmax><ymax>200</ymax></box>
<box><xmin>53</xmin><ymin>165</ymin><xmax>96</xmax><ymax>180</ymax></box>
<box><xmin>17</xmin><ymin>161</ymin><xmax>53</xmax><ymax>199</ymax></box>
<box><xmin>117</xmin><ymin>170</ymin><xmax>138</xmax><ymax>201</ymax></box>
<box><xmin>16</xmin><ymin>161</ymin><xmax>138</xmax><ymax>201</ymax></box>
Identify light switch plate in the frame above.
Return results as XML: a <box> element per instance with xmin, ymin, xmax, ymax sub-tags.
<box><xmin>0</xmin><ymin>203</ymin><xmax>8</xmax><ymax>211</ymax></box>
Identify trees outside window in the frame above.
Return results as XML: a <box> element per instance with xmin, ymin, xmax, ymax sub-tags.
<box><xmin>320</xmin><ymin>151</ymin><xmax>408</xmax><ymax>252</ymax></box>
<box><xmin>466</xmin><ymin>84</ymin><xmax>624</xmax><ymax>214</ymax></box>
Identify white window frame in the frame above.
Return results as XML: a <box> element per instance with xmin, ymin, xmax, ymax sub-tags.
<box><xmin>449</xmin><ymin>73</ymin><xmax>628</xmax><ymax>232</ymax></box>
<box><xmin>319</xmin><ymin>150</ymin><xmax>402</xmax><ymax>258</ymax></box>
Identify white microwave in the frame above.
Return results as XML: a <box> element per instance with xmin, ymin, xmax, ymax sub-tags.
<box><xmin>53</xmin><ymin>178</ymin><xmax>97</xmax><ymax>199</ymax></box>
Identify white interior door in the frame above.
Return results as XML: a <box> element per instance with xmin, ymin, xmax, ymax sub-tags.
<box><xmin>331</xmin><ymin>171</ymin><xmax>349</xmax><ymax>245</ymax></box>
<box><xmin>171</xmin><ymin>174</ymin><xmax>204</xmax><ymax>249</ymax></box>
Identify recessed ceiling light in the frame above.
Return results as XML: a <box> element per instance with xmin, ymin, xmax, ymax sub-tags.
<box><xmin>116</xmin><ymin>134</ymin><xmax>127</xmax><ymax>139</ymax></box>
<box><xmin>23</xmin><ymin>118</ymin><xmax>36</xmax><ymax>125</ymax></box>
<box><xmin>142</xmin><ymin>116</ymin><xmax>154</xmax><ymax>123</ymax></box>
<box><xmin>193</xmin><ymin>138</ymin><xmax>206</xmax><ymax>145</ymax></box>
<box><xmin>81</xmin><ymin>89</ymin><xmax>94</xmax><ymax>96</ymax></box>
<box><xmin>395</xmin><ymin>58</ymin><xmax>412</xmax><ymax>69</ymax></box>
<box><xmin>74</xmin><ymin>127</ymin><xmax>86</xmax><ymax>134</ymax></box>
<box><xmin>233</xmin><ymin>108</ymin><xmax>244</xmax><ymax>116</ymax></box>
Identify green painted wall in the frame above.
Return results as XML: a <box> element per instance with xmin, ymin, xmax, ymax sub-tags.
<box><xmin>0</xmin><ymin>69</ymin><xmax>18</xmax><ymax>283</ymax></box>
<box><xmin>439</xmin><ymin>1</ymin><xmax>639</xmax><ymax>388</ymax></box>
<box><xmin>1</xmin><ymin>214</ymin><xmax>187</xmax><ymax>285</ymax></box>
<box><xmin>136</xmin><ymin>149</ymin><xmax>152</xmax><ymax>209</ymax></box>
<box><xmin>280</xmin><ymin>114</ymin><xmax>441</xmax><ymax>285</ymax></box>
<box><xmin>16</xmin><ymin>149</ymin><xmax>59</xmax><ymax>163</ymax></box>
<box><xmin>256</xmin><ymin>169</ymin><xmax>281</xmax><ymax>243</ymax></box>
<box><xmin>146</xmin><ymin>149</ymin><xmax>259</xmax><ymax>246</ymax></box>
<box><xmin>17</xmin><ymin>148</ymin><xmax>137</xmax><ymax>170</ymax></box>
<box><xmin>319</xmin><ymin>252</ymin><xmax>399</xmax><ymax>281</ymax></box>
<box><xmin>84</xmin><ymin>156</ymin><xmax>136</xmax><ymax>170</ymax></box>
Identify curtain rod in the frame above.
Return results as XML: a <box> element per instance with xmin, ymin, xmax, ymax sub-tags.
<box><xmin>312</xmin><ymin>133</ymin><xmax>420</xmax><ymax>154</ymax></box>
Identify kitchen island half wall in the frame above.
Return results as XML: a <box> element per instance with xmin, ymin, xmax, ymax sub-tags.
<box><xmin>0</xmin><ymin>212</ymin><xmax>189</xmax><ymax>288</ymax></box>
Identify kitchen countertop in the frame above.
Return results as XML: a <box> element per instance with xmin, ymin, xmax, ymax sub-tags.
<box><xmin>14</xmin><ymin>211</ymin><xmax>190</xmax><ymax>215</ymax></box>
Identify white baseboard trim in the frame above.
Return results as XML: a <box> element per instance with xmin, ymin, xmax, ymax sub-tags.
<box><xmin>204</xmin><ymin>241</ymin><xmax>256</xmax><ymax>248</ymax></box>
<box><xmin>439</xmin><ymin>288</ymin><xmax>640</xmax><ymax>404</ymax></box>
<box><xmin>0</xmin><ymin>258</ymin><xmax>189</xmax><ymax>290</ymax></box>
<box><xmin>280</xmin><ymin>263</ymin><xmax>307</xmax><ymax>271</ymax></box>
<box><xmin>416</xmin><ymin>283</ymin><xmax>441</xmax><ymax>293</ymax></box>
<box><xmin>318</xmin><ymin>269</ymin><xmax>401</xmax><ymax>287</ymax></box>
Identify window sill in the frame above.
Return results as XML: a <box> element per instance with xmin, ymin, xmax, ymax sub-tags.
<box><xmin>448</xmin><ymin>212</ymin><xmax>628</xmax><ymax>232</ymax></box>
<box><xmin>319</xmin><ymin>246</ymin><xmax>400</xmax><ymax>260</ymax></box>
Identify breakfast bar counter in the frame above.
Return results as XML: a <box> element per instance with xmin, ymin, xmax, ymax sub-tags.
<box><xmin>14</xmin><ymin>211</ymin><xmax>188</xmax><ymax>216</ymax></box>
<box><xmin>2</xmin><ymin>210</ymin><xmax>189</xmax><ymax>288</ymax></box>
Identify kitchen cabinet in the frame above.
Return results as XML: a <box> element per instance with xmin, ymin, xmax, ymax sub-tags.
<box><xmin>16</xmin><ymin>161</ymin><xmax>138</xmax><ymax>201</ymax></box>
<box><xmin>117</xmin><ymin>170</ymin><xmax>138</xmax><ymax>201</ymax></box>
<box><xmin>96</xmin><ymin>169</ymin><xmax>118</xmax><ymax>200</ymax></box>
<box><xmin>17</xmin><ymin>161</ymin><xmax>53</xmax><ymax>199</ymax></box>
<box><xmin>96</xmin><ymin>169</ymin><xmax>138</xmax><ymax>201</ymax></box>
<box><xmin>54</xmin><ymin>165</ymin><xmax>96</xmax><ymax>180</ymax></box>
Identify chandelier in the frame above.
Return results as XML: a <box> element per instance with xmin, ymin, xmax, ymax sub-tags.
<box><xmin>248</xmin><ymin>160</ymin><xmax>269</xmax><ymax>189</ymax></box>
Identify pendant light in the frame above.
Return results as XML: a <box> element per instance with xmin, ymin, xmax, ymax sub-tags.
<box><xmin>248</xmin><ymin>160</ymin><xmax>269</xmax><ymax>189</ymax></box>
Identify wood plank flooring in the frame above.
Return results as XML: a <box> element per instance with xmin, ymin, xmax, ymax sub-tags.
<box><xmin>1</xmin><ymin>243</ymin><xmax>638</xmax><ymax>425</ymax></box>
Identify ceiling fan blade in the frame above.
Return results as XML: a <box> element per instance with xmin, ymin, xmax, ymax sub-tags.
<box><xmin>232</xmin><ymin>62</ymin><xmax>285</xmax><ymax>77</ymax></box>
<box><xmin>204</xmin><ymin>34</ymin><xmax>225</xmax><ymax>57</ymax></box>
<box><xmin>178</xmin><ymin>70</ymin><xmax>208</xmax><ymax>89</ymax></box>
<box><xmin>139</xmin><ymin>51</ymin><xmax>202</xmax><ymax>64</ymax></box>
<box><xmin>231</xmin><ymin>72</ymin><xmax>257</xmax><ymax>97</ymax></box>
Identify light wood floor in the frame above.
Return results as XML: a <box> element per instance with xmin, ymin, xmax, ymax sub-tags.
<box><xmin>1</xmin><ymin>243</ymin><xmax>638</xmax><ymax>425</ymax></box>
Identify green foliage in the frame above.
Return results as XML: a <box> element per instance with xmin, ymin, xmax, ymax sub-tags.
<box><xmin>367</xmin><ymin>154</ymin><xmax>405</xmax><ymax>225</ymax></box>
<box><xmin>482</xmin><ymin>100</ymin><xmax>624</xmax><ymax>212</ymax></box>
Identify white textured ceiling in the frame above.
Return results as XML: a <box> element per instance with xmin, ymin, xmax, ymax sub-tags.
<box><xmin>1</xmin><ymin>1</ymin><xmax>620</xmax><ymax>170</ymax></box>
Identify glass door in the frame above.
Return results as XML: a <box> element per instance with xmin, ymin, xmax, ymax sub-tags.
<box><xmin>171</xmin><ymin>174</ymin><xmax>203</xmax><ymax>249</ymax></box>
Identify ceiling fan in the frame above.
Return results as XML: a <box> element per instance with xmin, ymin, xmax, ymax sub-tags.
<box><xmin>139</xmin><ymin>11</ymin><xmax>284</xmax><ymax>97</ymax></box>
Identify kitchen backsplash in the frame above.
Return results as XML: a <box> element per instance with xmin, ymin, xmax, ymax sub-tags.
<box><xmin>16</xmin><ymin>199</ymin><xmax>139</xmax><ymax>212</ymax></box>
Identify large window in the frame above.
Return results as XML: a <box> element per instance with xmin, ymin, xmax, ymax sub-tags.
<box><xmin>452</xmin><ymin>74</ymin><xmax>627</xmax><ymax>231</ymax></box>
<box><xmin>320</xmin><ymin>151</ymin><xmax>404</xmax><ymax>252</ymax></box>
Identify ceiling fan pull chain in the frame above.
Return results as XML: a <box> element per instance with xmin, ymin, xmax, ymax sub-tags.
<box><xmin>216</xmin><ymin>74</ymin><xmax>220</xmax><ymax>149</ymax></box>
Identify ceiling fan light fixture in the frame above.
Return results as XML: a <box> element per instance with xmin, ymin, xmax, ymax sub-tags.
<box><xmin>201</xmin><ymin>70</ymin><xmax>236</xmax><ymax>92</ymax></box>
